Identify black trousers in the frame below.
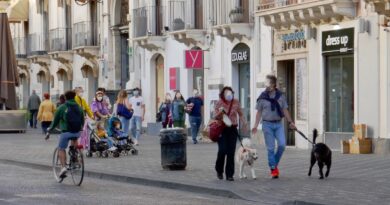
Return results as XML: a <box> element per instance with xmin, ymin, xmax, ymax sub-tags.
<box><xmin>215</xmin><ymin>126</ymin><xmax>238</xmax><ymax>178</ymax></box>
<box><xmin>41</xmin><ymin>121</ymin><xmax>51</xmax><ymax>134</ymax></box>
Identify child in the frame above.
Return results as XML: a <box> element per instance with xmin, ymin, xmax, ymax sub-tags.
<box><xmin>96</xmin><ymin>121</ymin><xmax>117</xmax><ymax>151</ymax></box>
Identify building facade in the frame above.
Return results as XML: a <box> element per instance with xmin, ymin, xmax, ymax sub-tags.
<box><xmin>256</xmin><ymin>0</ymin><xmax>390</xmax><ymax>151</ymax></box>
<box><xmin>9</xmin><ymin>0</ymin><xmax>130</xmax><ymax>107</ymax></box>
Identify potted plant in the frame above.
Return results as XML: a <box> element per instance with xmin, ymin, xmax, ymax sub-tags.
<box><xmin>172</xmin><ymin>18</ymin><xmax>185</xmax><ymax>31</ymax></box>
<box><xmin>229</xmin><ymin>7</ymin><xmax>244</xmax><ymax>23</ymax></box>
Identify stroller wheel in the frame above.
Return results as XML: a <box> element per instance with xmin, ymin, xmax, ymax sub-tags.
<box><xmin>130</xmin><ymin>149</ymin><xmax>138</xmax><ymax>155</ymax></box>
<box><xmin>86</xmin><ymin>151</ymin><xmax>93</xmax><ymax>158</ymax></box>
<box><xmin>102</xmin><ymin>151</ymin><xmax>109</xmax><ymax>158</ymax></box>
<box><xmin>113</xmin><ymin>151</ymin><xmax>120</xmax><ymax>158</ymax></box>
<box><xmin>96</xmin><ymin>152</ymin><xmax>102</xmax><ymax>158</ymax></box>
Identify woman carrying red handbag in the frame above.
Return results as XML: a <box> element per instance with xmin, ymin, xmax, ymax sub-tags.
<box><xmin>213</xmin><ymin>86</ymin><xmax>248</xmax><ymax>181</ymax></box>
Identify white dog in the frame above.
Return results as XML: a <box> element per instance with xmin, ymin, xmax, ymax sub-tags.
<box><xmin>235</xmin><ymin>138</ymin><xmax>259</xmax><ymax>180</ymax></box>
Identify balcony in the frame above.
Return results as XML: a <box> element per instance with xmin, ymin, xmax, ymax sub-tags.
<box><xmin>49</xmin><ymin>28</ymin><xmax>73</xmax><ymax>76</ymax></box>
<box><xmin>49</xmin><ymin>28</ymin><xmax>72</xmax><ymax>52</ymax></box>
<box><xmin>167</xmin><ymin>0</ymin><xmax>206</xmax><ymax>46</ymax></box>
<box><xmin>365</xmin><ymin>0</ymin><xmax>390</xmax><ymax>16</ymax></box>
<box><xmin>257</xmin><ymin>0</ymin><xmax>357</xmax><ymax>28</ymax></box>
<box><xmin>28</xmin><ymin>33</ymin><xmax>50</xmax><ymax>69</ymax></box>
<box><xmin>72</xmin><ymin>21</ymin><xmax>99</xmax><ymax>66</ymax></box>
<box><xmin>209</xmin><ymin>0</ymin><xmax>253</xmax><ymax>41</ymax></box>
<box><xmin>12</xmin><ymin>37</ymin><xmax>27</xmax><ymax>59</ymax></box>
<box><xmin>133</xmin><ymin>6</ymin><xmax>166</xmax><ymax>51</ymax></box>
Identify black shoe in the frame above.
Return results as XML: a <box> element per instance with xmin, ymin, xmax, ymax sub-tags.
<box><xmin>217</xmin><ymin>173</ymin><xmax>223</xmax><ymax>180</ymax></box>
<box><xmin>226</xmin><ymin>177</ymin><xmax>234</xmax><ymax>181</ymax></box>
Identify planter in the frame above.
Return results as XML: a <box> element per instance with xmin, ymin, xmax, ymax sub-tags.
<box><xmin>0</xmin><ymin>110</ymin><xmax>27</xmax><ymax>133</ymax></box>
<box><xmin>229</xmin><ymin>13</ymin><xmax>244</xmax><ymax>23</ymax></box>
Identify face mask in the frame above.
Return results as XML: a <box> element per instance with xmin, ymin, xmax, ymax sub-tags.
<box><xmin>193</xmin><ymin>90</ymin><xmax>199</xmax><ymax>96</ymax></box>
<box><xmin>134</xmin><ymin>91</ymin><xmax>139</xmax><ymax>96</ymax></box>
<box><xmin>97</xmin><ymin>96</ymin><xmax>103</xmax><ymax>101</ymax></box>
<box><xmin>78</xmin><ymin>92</ymin><xmax>84</xmax><ymax>97</ymax></box>
<box><xmin>224</xmin><ymin>91</ymin><xmax>233</xmax><ymax>101</ymax></box>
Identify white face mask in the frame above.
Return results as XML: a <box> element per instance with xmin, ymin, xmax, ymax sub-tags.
<box><xmin>224</xmin><ymin>91</ymin><xmax>233</xmax><ymax>101</ymax></box>
<box><xmin>134</xmin><ymin>91</ymin><xmax>139</xmax><ymax>96</ymax></box>
<box><xmin>193</xmin><ymin>90</ymin><xmax>199</xmax><ymax>96</ymax></box>
<box><xmin>78</xmin><ymin>92</ymin><xmax>84</xmax><ymax>97</ymax></box>
<box><xmin>97</xmin><ymin>96</ymin><xmax>103</xmax><ymax>101</ymax></box>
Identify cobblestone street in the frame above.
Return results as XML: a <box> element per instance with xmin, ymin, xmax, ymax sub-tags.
<box><xmin>1</xmin><ymin>129</ymin><xmax>390</xmax><ymax>205</ymax></box>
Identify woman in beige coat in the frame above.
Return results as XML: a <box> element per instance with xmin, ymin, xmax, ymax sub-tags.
<box><xmin>37</xmin><ymin>93</ymin><xmax>56</xmax><ymax>134</ymax></box>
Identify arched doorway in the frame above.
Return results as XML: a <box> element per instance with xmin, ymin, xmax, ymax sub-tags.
<box><xmin>81</xmin><ymin>65</ymin><xmax>97</xmax><ymax>104</ymax></box>
<box><xmin>37</xmin><ymin>70</ymin><xmax>50</xmax><ymax>96</ymax></box>
<box><xmin>57</xmin><ymin>68</ymin><xmax>72</xmax><ymax>93</ymax></box>
<box><xmin>155</xmin><ymin>54</ymin><xmax>165</xmax><ymax>111</ymax></box>
<box><xmin>18</xmin><ymin>73</ymin><xmax>30</xmax><ymax>108</ymax></box>
<box><xmin>232</xmin><ymin>43</ymin><xmax>250</xmax><ymax>137</ymax></box>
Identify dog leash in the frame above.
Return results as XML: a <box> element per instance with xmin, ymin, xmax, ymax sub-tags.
<box><xmin>294</xmin><ymin>129</ymin><xmax>315</xmax><ymax>145</ymax></box>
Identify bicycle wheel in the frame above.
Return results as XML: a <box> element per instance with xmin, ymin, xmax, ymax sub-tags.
<box><xmin>70</xmin><ymin>149</ymin><xmax>84</xmax><ymax>186</ymax></box>
<box><xmin>52</xmin><ymin>148</ymin><xmax>64</xmax><ymax>183</ymax></box>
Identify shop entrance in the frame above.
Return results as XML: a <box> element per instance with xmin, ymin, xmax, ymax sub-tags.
<box><xmin>156</xmin><ymin>55</ymin><xmax>165</xmax><ymax>111</ymax></box>
<box><xmin>325</xmin><ymin>55</ymin><xmax>354</xmax><ymax>133</ymax></box>
<box><xmin>232</xmin><ymin>43</ymin><xmax>250</xmax><ymax>138</ymax></box>
<box><xmin>277</xmin><ymin>60</ymin><xmax>295</xmax><ymax>146</ymax></box>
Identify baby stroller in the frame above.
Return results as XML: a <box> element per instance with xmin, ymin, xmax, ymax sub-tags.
<box><xmin>107</xmin><ymin>117</ymin><xmax>138</xmax><ymax>155</ymax></box>
<box><xmin>86</xmin><ymin>120</ymin><xmax>120</xmax><ymax>158</ymax></box>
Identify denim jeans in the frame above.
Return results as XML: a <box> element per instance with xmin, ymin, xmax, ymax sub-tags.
<box><xmin>262</xmin><ymin>121</ymin><xmax>286</xmax><ymax>169</ymax></box>
<box><xmin>130</xmin><ymin>116</ymin><xmax>142</xmax><ymax>140</ymax></box>
<box><xmin>119</xmin><ymin>116</ymin><xmax>130</xmax><ymax>135</ymax></box>
<box><xmin>58</xmin><ymin>132</ymin><xmax>81</xmax><ymax>149</ymax></box>
<box><xmin>100</xmin><ymin>138</ymin><xmax>114</xmax><ymax>148</ymax></box>
<box><xmin>29</xmin><ymin>109</ymin><xmax>38</xmax><ymax>128</ymax></box>
<box><xmin>189</xmin><ymin>116</ymin><xmax>202</xmax><ymax>142</ymax></box>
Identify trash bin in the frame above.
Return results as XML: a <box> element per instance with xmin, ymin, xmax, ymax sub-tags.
<box><xmin>160</xmin><ymin>128</ymin><xmax>187</xmax><ymax>170</ymax></box>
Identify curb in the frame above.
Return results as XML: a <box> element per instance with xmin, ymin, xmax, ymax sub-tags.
<box><xmin>0</xmin><ymin>158</ymin><xmax>247</xmax><ymax>201</ymax></box>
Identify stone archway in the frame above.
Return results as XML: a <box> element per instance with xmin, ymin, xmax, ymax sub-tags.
<box><xmin>81</xmin><ymin>64</ymin><xmax>97</xmax><ymax>104</ymax></box>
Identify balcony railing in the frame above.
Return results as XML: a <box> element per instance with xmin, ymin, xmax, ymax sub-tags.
<box><xmin>27</xmin><ymin>33</ymin><xmax>49</xmax><ymax>56</ymax></box>
<box><xmin>258</xmin><ymin>0</ymin><xmax>315</xmax><ymax>11</ymax></box>
<box><xmin>12</xmin><ymin>37</ymin><xmax>27</xmax><ymax>58</ymax></box>
<box><xmin>209</xmin><ymin>0</ymin><xmax>250</xmax><ymax>26</ymax></box>
<box><xmin>72</xmin><ymin>21</ymin><xmax>99</xmax><ymax>48</ymax></box>
<box><xmin>49</xmin><ymin>28</ymin><xmax>72</xmax><ymax>52</ymax></box>
<box><xmin>133</xmin><ymin>6</ymin><xmax>165</xmax><ymax>37</ymax></box>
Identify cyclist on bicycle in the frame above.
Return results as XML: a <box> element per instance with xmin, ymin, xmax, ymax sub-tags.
<box><xmin>46</xmin><ymin>90</ymin><xmax>84</xmax><ymax>178</ymax></box>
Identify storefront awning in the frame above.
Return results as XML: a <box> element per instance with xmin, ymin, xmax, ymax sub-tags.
<box><xmin>7</xmin><ymin>0</ymin><xmax>28</xmax><ymax>22</ymax></box>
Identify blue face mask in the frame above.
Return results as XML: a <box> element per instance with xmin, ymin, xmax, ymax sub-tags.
<box><xmin>134</xmin><ymin>91</ymin><xmax>139</xmax><ymax>96</ymax></box>
<box><xmin>225</xmin><ymin>94</ymin><xmax>233</xmax><ymax>101</ymax></box>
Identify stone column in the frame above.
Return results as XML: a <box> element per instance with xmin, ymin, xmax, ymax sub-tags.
<box><xmin>111</xmin><ymin>27</ymin><xmax>122</xmax><ymax>89</ymax></box>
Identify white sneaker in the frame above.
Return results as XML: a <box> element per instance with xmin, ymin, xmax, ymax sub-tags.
<box><xmin>59</xmin><ymin>167</ymin><xmax>67</xmax><ymax>178</ymax></box>
<box><xmin>108</xmin><ymin>146</ymin><xmax>117</xmax><ymax>151</ymax></box>
<box><xmin>134</xmin><ymin>139</ymin><xmax>139</xmax><ymax>146</ymax></box>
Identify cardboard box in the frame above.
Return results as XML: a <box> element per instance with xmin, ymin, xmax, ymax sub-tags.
<box><xmin>350</xmin><ymin>138</ymin><xmax>372</xmax><ymax>154</ymax></box>
<box><xmin>340</xmin><ymin>140</ymin><xmax>350</xmax><ymax>154</ymax></box>
<box><xmin>353</xmin><ymin>124</ymin><xmax>368</xmax><ymax>139</ymax></box>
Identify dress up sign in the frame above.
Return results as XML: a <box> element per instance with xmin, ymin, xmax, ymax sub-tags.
<box><xmin>322</xmin><ymin>28</ymin><xmax>354</xmax><ymax>54</ymax></box>
<box><xmin>185</xmin><ymin>50</ymin><xmax>203</xmax><ymax>69</ymax></box>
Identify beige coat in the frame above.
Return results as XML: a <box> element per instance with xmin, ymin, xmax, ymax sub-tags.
<box><xmin>37</xmin><ymin>100</ymin><xmax>56</xmax><ymax>122</ymax></box>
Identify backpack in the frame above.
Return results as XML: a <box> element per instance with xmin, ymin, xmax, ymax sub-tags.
<box><xmin>66</xmin><ymin>104</ymin><xmax>83</xmax><ymax>133</ymax></box>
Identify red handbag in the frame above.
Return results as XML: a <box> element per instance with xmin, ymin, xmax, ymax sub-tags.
<box><xmin>207</xmin><ymin>101</ymin><xmax>233</xmax><ymax>142</ymax></box>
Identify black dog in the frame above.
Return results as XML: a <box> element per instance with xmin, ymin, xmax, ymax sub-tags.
<box><xmin>308</xmin><ymin>129</ymin><xmax>332</xmax><ymax>179</ymax></box>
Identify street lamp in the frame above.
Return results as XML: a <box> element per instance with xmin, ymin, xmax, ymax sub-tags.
<box><xmin>74</xmin><ymin>0</ymin><xmax>103</xmax><ymax>6</ymax></box>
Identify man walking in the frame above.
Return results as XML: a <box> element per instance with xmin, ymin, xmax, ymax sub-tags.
<box><xmin>186</xmin><ymin>89</ymin><xmax>204</xmax><ymax>144</ymax></box>
<box><xmin>129</xmin><ymin>88</ymin><xmax>145</xmax><ymax>146</ymax></box>
<box><xmin>27</xmin><ymin>90</ymin><xmax>41</xmax><ymax>128</ymax></box>
<box><xmin>252</xmin><ymin>75</ymin><xmax>296</xmax><ymax>179</ymax></box>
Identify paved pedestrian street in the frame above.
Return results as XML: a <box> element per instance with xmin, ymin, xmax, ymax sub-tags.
<box><xmin>1</xmin><ymin>129</ymin><xmax>390</xmax><ymax>205</ymax></box>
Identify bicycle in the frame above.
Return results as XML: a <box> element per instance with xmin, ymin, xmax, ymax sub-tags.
<box><xmin>48</xmin><ymin>133</ymin><xmax>85</xmax><ymax>186</ymax></box>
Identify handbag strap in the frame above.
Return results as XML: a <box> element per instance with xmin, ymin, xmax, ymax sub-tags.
<box><xmin>227</xmin><ymin>100</ymin><xmax>234</xmax><ymax>116</ymax></box>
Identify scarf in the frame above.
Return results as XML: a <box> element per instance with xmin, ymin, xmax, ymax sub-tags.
<box><xmin>257</xmin><ymin>89</ymin><xmax>284</xmax><ymax>118</ymax></box>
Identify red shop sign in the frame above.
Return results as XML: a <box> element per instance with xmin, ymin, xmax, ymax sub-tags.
<box><xmin>185</xmin><ymin>50</ymin><xmax>203</xmax><ymax>69</ymax></box>
<box><xmin>169</xmin><ymin>67</ymin><xmax>180</xmax><ymax>90</ymax></box>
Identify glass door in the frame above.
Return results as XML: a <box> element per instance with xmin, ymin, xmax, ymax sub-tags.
<box><xmin>326</xmin><ymin>55</ymin><xmax>354</xmax><ymax>132</ymax></box>
<box><xmin>239</xmin><ymin>63</ymin><xmax>250</xmax><ymax>138</ymax></box>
